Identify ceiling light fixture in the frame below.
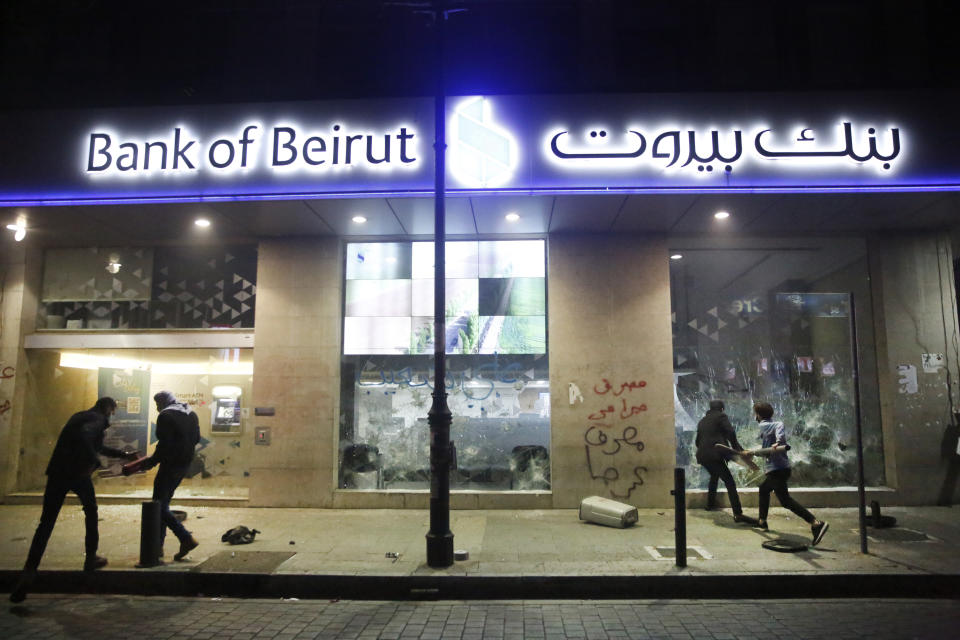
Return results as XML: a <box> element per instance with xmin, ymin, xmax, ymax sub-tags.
<box><xmin>670</xmin><ymin>254</ymin><xmax>683</xmax><ymax>260</ymax></box>
<box><xmin>352</xmin><ymin>215</ymin><xmax>367</xmax><ymax>224</ymax></box>
<box><xmin>195</xmin><ymin>218</ymin><xmax>211</xmax><ymax>228</ymax></box>
<box><xmin>714</xmin><ymin>211</ymin><xmax>730</xmax><ymax>220</ymax></box>
<box><xmin>504</xmin><ymin>212</ymin><xmax>520</xmax><ymax>222</ymax></box>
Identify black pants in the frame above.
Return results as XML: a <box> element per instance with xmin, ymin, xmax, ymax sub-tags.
<box><xmin>701</xmin><ymin>459</ymin><xmax>742</xmax><ymax>515</ymax></box>
<box><xmin>152</xmin><ymin>465</ymin><xmax>190</xmax><ymax>547</ymax></box>
<box><xmin>24</xmin><ymin>475</ymin><xmax>98</xmax><ymax>571</ymax></box>
<box><xmin>758</xmin><ymin>468</ymin><xmax>815</xmax><ymax>523</ymax></box>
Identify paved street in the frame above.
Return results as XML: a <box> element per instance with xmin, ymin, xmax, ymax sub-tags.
<box><xmin>4</xmin><ymin>596</ymin><xmax>959</xmax><ymax>639</ymax></box>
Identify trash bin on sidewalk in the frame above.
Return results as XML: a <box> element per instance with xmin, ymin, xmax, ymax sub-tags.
<box><xmin>579</xmin><ymin>496</ymin><xmax>638</xmax><ymax>528</ymax></box>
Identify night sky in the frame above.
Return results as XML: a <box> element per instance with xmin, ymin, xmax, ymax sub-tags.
<box><xmin>1</xmin><ymin>0</ymin><xmax>958</xmax><ymax>110</ymax></box>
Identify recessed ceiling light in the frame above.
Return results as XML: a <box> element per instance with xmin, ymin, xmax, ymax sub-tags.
<box><xmin>352</xmin><ymin>215</ymin><xmax>367</xmax><ymax>224</ymax></box>
<box><xmin>670</xmin><ymin>254</ymin><xmax>683</xmax><ymax>260</ymax></box>
<box><xmin>504</xmin><ymin>212</ymin><xmax>520</xmax><ymax>222</ymax></box>
<box><xmin>714</xmin><ymin>211</ymin><xmax>730</xmax><ymax>220</ymax></box>
<box><xmin>195</xmin><ymin>218</ymin><xmax>211</xmax><ymax>228</ymax></box>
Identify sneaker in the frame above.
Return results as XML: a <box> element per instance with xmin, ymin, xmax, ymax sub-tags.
<box><xmin>9</xmin><ymin>569</ymin><xmax>36</xmax><ymax>603</ymax></box>
<box><xmin>83</xmin><ymin>555</ymin><xmax>108</xmax><ymax>572</ymax></box>
<box><xmin>812</xmin><ymin>521</ymin><xmax>830</xmax><ymax>546</ymax></box>
<box><xmin>756</xmin><ymin>520</ymin><xmax>768</xmax><ymax>531</ymax></box>
<box><xmin>174</xmin><ymin>536</ymin><xmax>199</xmax><ymax>561</ymax></box>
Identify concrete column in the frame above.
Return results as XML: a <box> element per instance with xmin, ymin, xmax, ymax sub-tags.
<box><xmin>0</xmin><ymin>238</ymin><xmax>41</xmax><ymax>498</ymax></box>
<box><xmin>249</xmin><ymin>238</ymin><xmax>342</xmax><ymax>507</ymax></box>
<box><xmin>870</xmin><ymin>232</ymin><xmax>960</xmax><ymax>504</ymax></box>
<box><xmin>548</xmin><ymin>233</ymin><xmax>675</xmax><ymax>508</ymax></box>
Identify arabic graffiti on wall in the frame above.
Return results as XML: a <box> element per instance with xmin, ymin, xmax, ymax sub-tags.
<box><xmin>547</xmin><ymin>122</ymin><xmax>900</xmax><ymax>173</ymax></box>
<box><xmin>0</xmin><ymin>365</ymin><xmax>13</xmax><ymax>425</ymax></box>
<box><xmin>583</xmin><ymin>378</ymin><xmax>649</xmax><ymax>500</ymax></box>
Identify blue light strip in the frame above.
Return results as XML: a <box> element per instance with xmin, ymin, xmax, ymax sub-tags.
<box><xmin>3</xmin><ymin>183</ymin><xmax>960</xmax><ymax>207</ymax></box>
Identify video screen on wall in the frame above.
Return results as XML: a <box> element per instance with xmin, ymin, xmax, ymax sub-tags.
<box><xmin>343</xmin><ymin>240</ymin><xmax>546</xmax><ymax>355</ymax></box>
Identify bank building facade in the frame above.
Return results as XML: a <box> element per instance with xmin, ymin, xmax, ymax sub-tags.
<box><xmin>1</xmin><ymin>90</ymin><xmax>958</xmax><ymax>510</ymax></box>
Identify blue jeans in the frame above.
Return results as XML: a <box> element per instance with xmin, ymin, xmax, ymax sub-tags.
<box><xmin>152</xmin><ymin>465</ymin><xmax>190</xmax><ymax>547</ymax></box>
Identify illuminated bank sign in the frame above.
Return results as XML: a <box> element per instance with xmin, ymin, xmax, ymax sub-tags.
<box><xmin>544</xmin><ymin>122</ymin><xmax>900</xmax><ymax>173</ymax></box>
<box><xmin>441</xmin><ymin>94</ymin><xmax>918</xmax><ymax>191</ymax></box>
<box><xmin>0</xmin><ymin>91</ymin><xmax>955</xmax><ymax>205</ymax></box>
<box><xmin>449</xmin><ymin>97</ymin><xmax>518</xmax><ymax>188</ymax></box>
<box><xmin>86</xmin><ymin>123</ymin><xmax>418</xmax><ymax>175</ymax></box>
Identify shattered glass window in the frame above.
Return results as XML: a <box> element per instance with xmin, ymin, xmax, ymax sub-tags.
<box><xmin>339</xmin><ymin>240</ymin><xmax>550</xmax><ymax>491</ymax></box>
<box><xmin>671</xmin><ymin>237</ymin><xmax>884</xmax><ymax>489</ymax></box>
<box><xmin>19</xmin><ymin>348</ymin><xmax>252</xmax><ymax>499</ymax></box>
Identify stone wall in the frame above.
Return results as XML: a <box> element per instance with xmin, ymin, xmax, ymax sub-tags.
<box><xmin>548</xmin><ymin>233</ymin><xmax>676</xmax><ymax>508</ymax></box>
<box><xmin>249</xmin><ymin>238</ymin><xmax>343</xmax><ymax>507</ymax></box>
<box><xmin>870</xmin><ymin>232</ymin><xmax>960</xmax><ymax>505</ymax></box>
<box><xmin>0</xmin><ymin>240</ymin><xmax>40</xmax><ymax>499</ymax></box>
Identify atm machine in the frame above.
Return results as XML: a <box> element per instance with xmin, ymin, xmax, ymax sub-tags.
<box><xmin>211</xmin><ymin>385</ymin><xmax>242</xmax><ymax>434</ymax></box>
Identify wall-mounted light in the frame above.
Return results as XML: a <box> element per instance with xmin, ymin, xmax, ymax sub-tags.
<box><xmin>195</xmin><ymin>217</ymin><xmax>211</xmax><ymax>228</ymax></box>
<box><xmin>670</xmin><ymin>254</ymin><xmax>683</xmax><ymax>260</ymax></box>
<box><xmin>352</xmin><ymin>215</ymin><xmax>367</xmax><ymax>224</ymax></box>
<box><xmin>6</xmin><ymin>219</ymin><xmax>26</xmax><ymax>242</ymax></box>
<box><xmin>714</xmin><ymin>210</ymin><xmax>730</xmax><ymax>220</ymax></box>
<box><xmin>504</xmin><ymin>212</ymin><xmax>520</xmax><ymax>222</ymax></box>
<box><xmin>106</xmin><ymin>253</ymin><xmax>122</xmax><ymax>274</ymax></box>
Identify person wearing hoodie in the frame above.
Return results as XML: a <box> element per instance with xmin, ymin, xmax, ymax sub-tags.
<box><xmin>144</xmin><ymin>390</ymin><xmax>200</xmax><ymax>561</ymax></box>
<box><xmin>10</xmin><ymin>397</ymin><xmax>139</xmax><ymax>603</ymax></box>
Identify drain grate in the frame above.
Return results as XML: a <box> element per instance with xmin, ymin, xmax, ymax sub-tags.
<box><xmin>644</xmin><ymin>545</ymin><xmax>712</xmax><ymax>560</ymax></box>
<box><xmin>193</xmin><ymin>550</ymin><xmax>296</xmax><ymax>573</ymax></box>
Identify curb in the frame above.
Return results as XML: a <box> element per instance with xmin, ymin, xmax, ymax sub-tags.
<box><xmin>3</xmin><ymin>571</ymin><xmax>959</xmax><ymax>601</ymax></box>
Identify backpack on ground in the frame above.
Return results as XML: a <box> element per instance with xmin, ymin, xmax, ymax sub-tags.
<box><xmin>221</xmin><ymin>525</ymin><xmax>261</xmax><ymax>545</ymax></box>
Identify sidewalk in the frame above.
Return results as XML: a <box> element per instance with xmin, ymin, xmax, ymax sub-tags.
<box><xmin>2</xmin><ymin>504</ymin><xmax>958</xmax><ymax>600</ymax></box>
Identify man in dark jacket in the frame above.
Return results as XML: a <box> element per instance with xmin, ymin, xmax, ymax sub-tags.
<box><xmin>10</xmin><ymin>397</ymin><xmax>138</xmax><ymax>603</ymax></box>
<box><xmin>695</xmin><ymin>400</ymin><xmax>751</xmax><ymax>522</ymax></box>
<box><xmin>144</xmin><ymin>390</ymin><xmax>200</xmax><ymax>560</ymax></box>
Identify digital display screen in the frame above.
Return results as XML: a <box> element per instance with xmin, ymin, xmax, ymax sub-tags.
<box><xmin>344</xmin><ymin>240</ymin><xmax>546</xmax><ymax>355</ymax></box>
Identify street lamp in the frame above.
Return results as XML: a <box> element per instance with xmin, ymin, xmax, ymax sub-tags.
<box><xmin>425</xmin><ymin>0</ymin><xmax>456</xmax><ymax>569</ymax></box>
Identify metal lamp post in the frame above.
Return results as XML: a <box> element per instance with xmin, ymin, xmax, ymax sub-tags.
<box><xmin>425</xmin><ymin>0</ymin><xmax>455</xmax><ymax>568</ymax></box>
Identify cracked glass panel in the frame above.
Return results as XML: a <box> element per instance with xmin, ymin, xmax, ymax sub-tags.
<box><xmin>670</xmin><ymin>237</ymin><xmax>884</xmax><ymax>489</ymax></box>
<box><xmin>340</xmin><ymin>240</ymin><xmax>550</xmax><ymax>491</ymax></box>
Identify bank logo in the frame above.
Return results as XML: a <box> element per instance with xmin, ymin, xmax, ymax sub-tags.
<box><xmin>450</xmin><ymin>97</ymin><xmax>517</xmax><ymax>188</ymax></box>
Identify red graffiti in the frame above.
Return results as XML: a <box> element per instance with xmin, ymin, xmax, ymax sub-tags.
<box><xmin>0</xmin><ymin>366</ymin><xmax>15</xmax><ymax>379</ymax></box>
<box><xmin>587</xmin><ymin>405</ymin><xmax>616</xmax><ymax>421</ymax></box>
<box><xmin>619</xmin><ymin>398</ymin><xmax>647</xmax><ymax>419</ymax></box>
<box><xmin>593</xmin><ymin>378</ymin><xmax>647</xmax><ymax>396</ymax></box>
<box><xmin>0</xmin><ymin>400</ymin><xmax>10</xmax><ymax>415</ymax></box>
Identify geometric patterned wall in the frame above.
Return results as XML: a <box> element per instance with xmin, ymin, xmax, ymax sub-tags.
<box><xmin>41</xmin><ymin>247</ymin><xmax>154</xmax><ymax>301</ymax></box>
<box><xmin>151</xmin><ymin>246</ymin><xmax>257</xmax><ymax>328</ymax></box>
<box><xmin>39</xmin><ymin>245</ymin><xmax>257</xmax><ymax>329</ymax></box>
